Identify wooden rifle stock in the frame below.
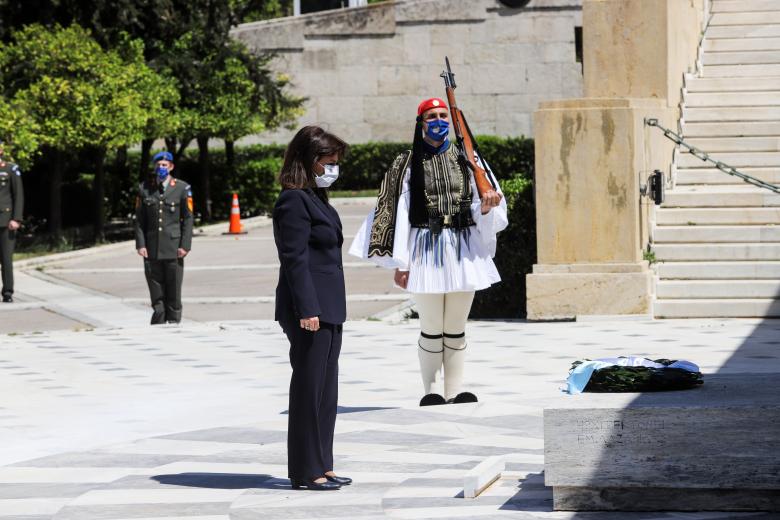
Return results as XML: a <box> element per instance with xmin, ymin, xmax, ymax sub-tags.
<box><xmin>440</xmin><ymin>57</ymin><xmax>497</xmax><ymax>199</ymax></box>
<box><xmin>444</xmin><ymin>87</ymin><xmax>494</xmax><ymax>198</ymax></box>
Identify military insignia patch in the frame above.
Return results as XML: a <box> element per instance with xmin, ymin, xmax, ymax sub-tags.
<box><xmin>187</xmin><ymin>196</ymin><xmax>193</xmax><ymax>212</ymax></box>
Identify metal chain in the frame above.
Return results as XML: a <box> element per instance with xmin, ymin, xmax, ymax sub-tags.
<box><xmin>645</xmin><ymin>118</ymin><xmax>780</xmax><ymax>194</ymax></box>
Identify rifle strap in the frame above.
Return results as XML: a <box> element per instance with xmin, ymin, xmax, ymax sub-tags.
<box><xmin>460</xmin><ymin>112</ymin><xmax>498</xmax><ymax>190</ymax></box>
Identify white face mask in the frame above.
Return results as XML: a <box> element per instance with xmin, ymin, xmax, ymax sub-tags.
<box><xmin>315</xmin><ymin>163</ymin><xmax>339</xmax><ymax>188</ymax></box>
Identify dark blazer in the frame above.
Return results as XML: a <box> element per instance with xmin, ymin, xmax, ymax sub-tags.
<box><xmin>0</xmin><ymin>160</ymin><xmax>23</xmax><ymax>227</ymax></box>
<box><xmin>273</xmin><ymin>188</ymin><xmax>346</xmax><ymax>325</ymax></box>
<box><xmin>135</xmin><ymin>177</ymin><xmax>194</xmax><ymax>260</ymax></box>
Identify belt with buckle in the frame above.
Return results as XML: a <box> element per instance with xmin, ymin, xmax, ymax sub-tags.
<box><xmin>427</xmin><ymin>213</ymin><xmax>470</xmax><ymax>234</ymax></box>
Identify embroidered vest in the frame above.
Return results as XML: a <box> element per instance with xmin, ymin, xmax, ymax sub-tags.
<box><xmin>409</xmin><ymin>144</ymin><xmax>474</xmax><ymax>228</ymax></box>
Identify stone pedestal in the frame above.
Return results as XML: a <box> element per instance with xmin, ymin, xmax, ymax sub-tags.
<box><xmin>526</xmin><ymin>263</ymin><xmax>651</xmax><ymax>320</ymax></box>
<box><xmin>526</xmin><ymin>98</ymin><xmax>672</xmax><ymax>320</ymax></box>
<box><xmin>544</xmin><ymin>374</ymin><xmax>780</xmax><ymax>511</ymax></box>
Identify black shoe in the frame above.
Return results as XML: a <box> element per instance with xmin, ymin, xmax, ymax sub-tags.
<box><xmin>290</xmin><ymin>478</ymin><xmax>341</xmax><ymax>490</ymax></box>
<box><xmin>2</xmin><ymin>295</ymin><xmax>12</xmax><ymax>303</ymax></box>
<box><xmin>326</xmin><ymin>475</ymin><xmax>352</xmax><ymax>485</ymax></box>
<box><xmin>419</xmin><ymin>393</ymin><xmax>446</xmax><ymax>406</ymax></box>
<box><xmin>451</xmin><ymin>392</ymin><xmax>478</xmax><ymax>404</ymax></box>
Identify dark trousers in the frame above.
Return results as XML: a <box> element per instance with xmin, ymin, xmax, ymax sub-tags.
<box><xmin>0</xmin><ymin>228</ymin><xmax>15</xmax><ymax>297</ymax></box>
<box><xmin>282</xmin><ymin>320</ymin><xmax>342</xmax><ymax>480</ymax></box>
<box><xmin>144</xmin><ymin>258</ymin><xmax>184</xmax><ymax>324</ymax></box>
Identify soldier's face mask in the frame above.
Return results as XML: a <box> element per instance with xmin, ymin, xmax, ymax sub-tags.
<box><xmin>155</xmin><ymin>165</ymin><xmax>169</xmax><ymax>182</ymax></box>
<box><xmin>424</xmin><ymin>119</ymin><xmax>449</xmax><ymax>141</ymax></box>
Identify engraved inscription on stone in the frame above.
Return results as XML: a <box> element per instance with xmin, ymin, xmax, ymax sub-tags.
<box><xmin>575</xmin><ymin>418</ymin><xmax>666</xmax><ymax>447</ymax></box>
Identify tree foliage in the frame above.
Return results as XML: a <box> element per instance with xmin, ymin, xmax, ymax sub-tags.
<box><xmin>0</xmin><ymin>0</ymin><xmax>304</xmax><ymax>239</ymax></box>
<box><xmin>0</xmin><ymin>24</ymin><xmax>174</xmax><ymax>152</ymax></box>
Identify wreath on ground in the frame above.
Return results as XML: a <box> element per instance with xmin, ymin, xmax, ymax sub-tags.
<box><xmin>571</xmin><ymin>358</ymin><xmax>704</xmax><ymax>393</ymax></box>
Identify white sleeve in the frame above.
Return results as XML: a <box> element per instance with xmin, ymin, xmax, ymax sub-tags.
<box><xmin>348</xmin><ymin>168</ymin><xmax>412</xmax><ymax>270</ymax></box>
<box><xmin>469</xmin><ymin>159</ymin><xmax>508</xmax><ymax>257</ymax></box>
<box><xmin>392</xmin><ymin>169</ymin><xmax>412</xmax><ymax>271</ymax></box>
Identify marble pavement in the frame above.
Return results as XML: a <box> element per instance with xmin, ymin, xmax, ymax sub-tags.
<box><xmin>1</xmin><ymin>316</ymin><xmax>778</xmax><ymax>519</ymax></box>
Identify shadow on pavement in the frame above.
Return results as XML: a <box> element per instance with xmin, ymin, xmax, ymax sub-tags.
<box><xmin>279</xmin><ymin>405</ymin><xmax>398</xmax><ymax>415</ymax></box>
<box><xmin>499</xmin><ymin>472</ymin><xmax>552</xmax><ymax>512</ymax></box>
<box><xmin>152</xmin><ymin>472</ymin><xmax>283</xmax><ymax>489</ymax></box>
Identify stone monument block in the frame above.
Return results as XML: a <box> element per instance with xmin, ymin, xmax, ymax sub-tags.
<box><xmin>544</xmin><ymin>374</ymin><xmax>780</xmax><ymax>511</ymax></box>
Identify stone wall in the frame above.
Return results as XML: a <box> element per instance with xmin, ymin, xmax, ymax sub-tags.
<box><xmin>231</xmin><ymin>0</ymin><xmax>583</xmax><ymax>145</ymax></box>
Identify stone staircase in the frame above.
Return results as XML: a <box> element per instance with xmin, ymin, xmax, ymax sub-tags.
<box><xmin>653</xmin><ymin>0</ymin><xmax>780</xmax><ymax>318</ymax></box>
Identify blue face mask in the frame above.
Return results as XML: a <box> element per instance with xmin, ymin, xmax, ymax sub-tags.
<box><xmin>425</xmin><ymin>119</ymin><xmax>449</xmax><ymax>141</ymax></box>
<box><xmin>156</xmin><ymin>165</ymin><xmax>169</xmax><ymax>182</ymax></box>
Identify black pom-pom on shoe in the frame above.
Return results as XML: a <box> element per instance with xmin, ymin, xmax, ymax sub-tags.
<box><xmin>419</xmin><ymin>393</ymin><xmax>446</xmax><ymax>406</ymax></box>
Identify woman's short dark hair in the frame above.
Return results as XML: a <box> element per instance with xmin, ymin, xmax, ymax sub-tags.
<box><xmin>279</xmin><ymin>126</ymin><xmax>348</xmax><ymax>190</ymax></box>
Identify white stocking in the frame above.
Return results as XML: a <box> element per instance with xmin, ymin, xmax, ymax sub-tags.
<box><xmin>441</xmin><ymin>291</ymin><xmax>475</xmax><ymax>400</ymax></box>
<box><xmin>418</xmin><ymin>334</ymin><xmax>443</xmax><ymax>395</ymax></box>
<box><xmin>413</xmin><ymin>293</ymin><xmax>446</xmax><ymax>395</ymax></box>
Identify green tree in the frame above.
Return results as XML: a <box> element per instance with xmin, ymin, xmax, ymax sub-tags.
<box><xmin>0</xmin><ymin>1</ymin><xmax>303</xmax><ymax>231</ymax></box>
<box><xmin>0</xmin><ymin>95</ymin><xmax>41</xmax><ymax>168</ymax></box>
<box><xmin>151</xmin><ymin>2</ymin><xmax>303</xmax><ymax>221</ymax></box>
<box><xmin>0</xmin><ymin>24</ymin><xmax>176</xmax><ymax>239</ymax></box>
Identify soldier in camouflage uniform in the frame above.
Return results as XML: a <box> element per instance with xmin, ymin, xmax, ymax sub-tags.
<box><xmin>135</xmin><ymin>151</ymin><xmax>193</xmax><ymax>324</ymax></box>
<box><xmin>0</xmin><ymin>139</ymin><xmax>24</xmax><ymax>303</ymax></box>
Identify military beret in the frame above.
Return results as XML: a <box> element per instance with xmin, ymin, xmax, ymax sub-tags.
<box><xmin>152</xmin><ymin>151</ymin><xmax>173</xmax><ymax>163</ymax></box>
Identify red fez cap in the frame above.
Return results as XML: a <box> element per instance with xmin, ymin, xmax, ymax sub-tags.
<box><xmin>417</xmin><ymin>98</ymin><xmax>448</xmax><ymax>116</ymax></box>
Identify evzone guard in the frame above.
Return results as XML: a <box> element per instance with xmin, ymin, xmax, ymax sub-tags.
<box><xmin>350</xmin><ymin>58</ymin><xmax>508</xmax><ymax>406</ymax></box>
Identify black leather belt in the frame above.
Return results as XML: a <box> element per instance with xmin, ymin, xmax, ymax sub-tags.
<box><xmin>427</xmin><ymin>212</ymin><xmax>474</xmax><ymax>234</ymax></box>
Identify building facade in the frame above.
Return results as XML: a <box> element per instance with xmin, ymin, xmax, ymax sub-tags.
<box><xmin>232</xmin><ymin>0</ymin><xmax>583</xmax><ymax>144</ymax></box>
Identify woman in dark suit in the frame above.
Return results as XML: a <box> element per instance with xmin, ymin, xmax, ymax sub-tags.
<box><xmin>273</xmin><ymin>126</ymin><xmax>350</xmax><ymax>491</ymax></box>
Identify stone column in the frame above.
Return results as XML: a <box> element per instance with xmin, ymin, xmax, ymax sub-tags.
<box><xmin>525</xmin><ymin>0</ymin><xmax>704</xmax><ymax>320</ymax></box>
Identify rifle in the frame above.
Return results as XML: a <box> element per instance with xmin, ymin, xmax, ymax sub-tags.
<box><xmin>440</xmin><ymin>57</ymin><xmax>499</xmax><ymax>200</ymax></box>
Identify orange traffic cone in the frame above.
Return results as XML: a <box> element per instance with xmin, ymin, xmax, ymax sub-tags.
<box><xmin>224</xmin><ymin>193</ymin><xmax>247</xmax><ymax>235</ymax></box>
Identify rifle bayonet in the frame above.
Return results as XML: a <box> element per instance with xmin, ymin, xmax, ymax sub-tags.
<box><xmin>441</xmin><ymin>56</ymin><xmax>456</xmax><ymax>89</ymax></box>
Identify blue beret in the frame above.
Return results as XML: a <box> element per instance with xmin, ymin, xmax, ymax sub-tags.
<box><xmin>152</xmin><ymin>151</ymin><xmax>173</xmax><ymax>163</ymax></box>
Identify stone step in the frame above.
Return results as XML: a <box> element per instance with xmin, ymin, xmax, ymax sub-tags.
<box><xmin>684</xmin><ymin>136</ymin><xmax>780</xmax><ymax>152</ymax></box>
<box><xmin>685</xmin><ymin>91</ymin><xmax>780</xmax><ymax>107</ymax></box>
<box><xmin>654</xmin><ymin>225</ymin><xmax>780</xmax><ymax>243</ymax></box>
<box><xmin>711</xmin><ymin>12</ymin><xmax>780</xmax><ymax>25</ymax></box>
<box><xmin>654</xmin><ymin>298</ymin><xmax>780</xmax><ymax>318</ymax></box>
<box><xmin>682</xmin><ymin>121</ymin><xmax>780</xmax><ymax>137</ymax></box>
<box><xmin>702</xmin><ymin>50</ymin><xmax>780</xmax><ymax>66</ymax></box>
<box><xmin>657</xmin><ymin>261</ymin><xmax>780</xmax><ymax>280</ymax></box>
<box><xmin>683</xmin><ymin>106</ymin><xmax>780</xmax><ymax>122</ymax></box>
<box><xmin>702</xmin><ymin>63</ymin><xmax>780</xmax><ymax>77</ymax></box>
<box><xmin>677</xmin><ymin>151</ymin><xmax>780</xmax><ymax>168</ymax></box>
<box><xmin>675</xmin><ymin>167</ymin><xmax>780</xmax><ymax>185</ymax></box>
<box><xmin>656</xmin><ymin>207</ymin><xmax>780</xmax><ymax>225</ymax></box>
<box><xmin>704</xmin><ymin>37</ymin><xmax>780</xmax><ymax>52</ymax></box>
<box><xmin>656</xmin><ymin>280</ymin><xmax>780</xmax><ymax>299</ymax></box>
<box><xmin>707</xmin><ymin>24</ymin><xmax>780</xmax><ymax>39</ymax></box>
<box><xmin>711</xmin><ymin>0</ymin><xmax>780</xmax><ymax>13</ymax></box>
<box><xmin>664</xmin><ymin>185</ymin><xmax>780</xmax><ymax>207</ymax></box>
<box><xmin>653</xmin><ymin>242</ymin><xmax>780</xmax><ymax>261</ymax></box>
<box><xmin>686</xmin><ymin>75</ymin><xmax>780</xmax><ymax>92</ymax></box>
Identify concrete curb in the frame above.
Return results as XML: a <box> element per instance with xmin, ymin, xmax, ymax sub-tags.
<box><xmin>16</xmin><ymin>215</ymin><xmax>272</xmax><ymax>269</ymax></box>
<box><xmin>464</xmin><ymin>456</ymin><xmax>505</xmax><ymax>499</ymax></box>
